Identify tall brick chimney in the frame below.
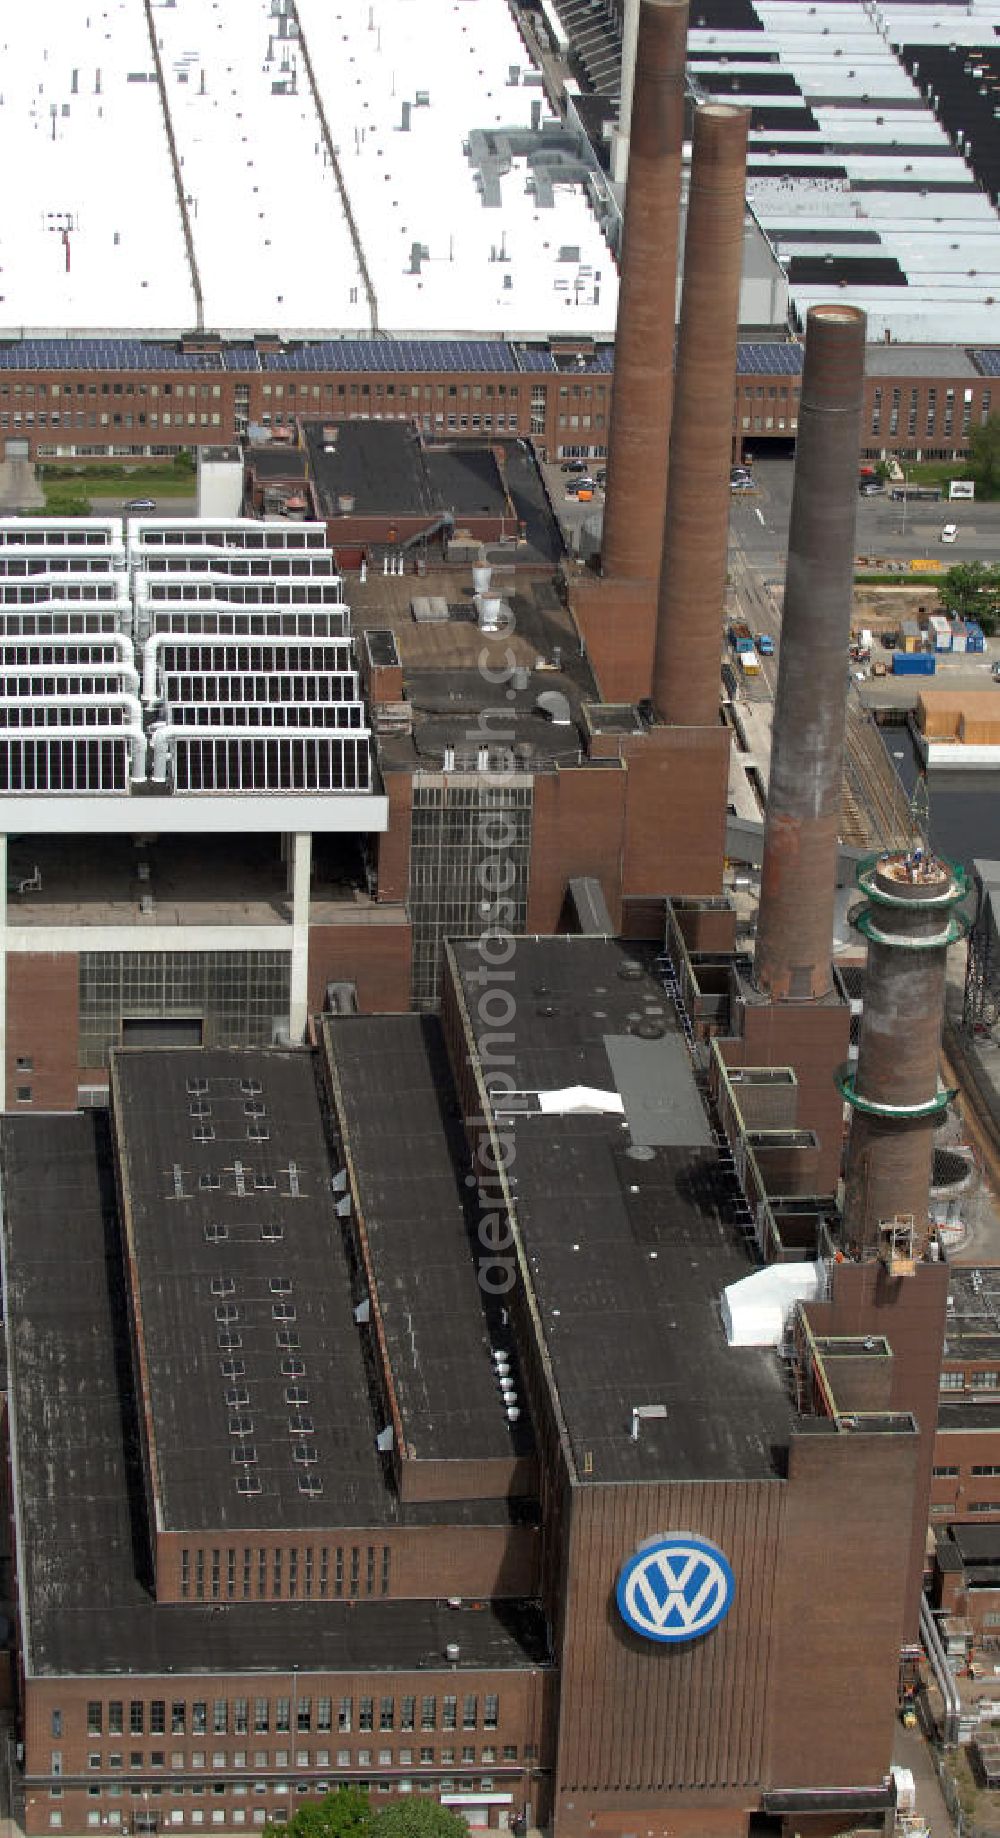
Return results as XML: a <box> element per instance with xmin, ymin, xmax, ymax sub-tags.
<box><xmin>651</xmin><ymin>101</ymin><xmax>748</xmax><ymax>727</ymax></box>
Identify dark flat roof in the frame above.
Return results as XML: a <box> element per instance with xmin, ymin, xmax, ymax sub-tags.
<box><xmin>323</xmin><ymin>1015</ymin><xmax>524</xmax><ymax>1466</ymax></box>
<box><xmin>303</xmin><ymin>422</ymin><xmax>509</xmax><ymax>525</ymax></box>
<box><xmin>247</xmin><ymin>445</ymin><xmax>309</xmax><ymax>481</ymax></box>
<box><xmin>448</xmin><ymin>937</ymin><xmax>795</xmax><ymax>1486</ymax></box>
<box><xmin>306</xmin><ymin>421</ymin><xmax>433</xmax><ymax>519</ymax></box>
<box><xmin>952</xmin><ymin>1523</ymin><xmax>1000</xmax><ymax>1567</ymax></box>
<box><xmin>424</xmin><ymin>447</ymin><xmax>507</xmax><ymax>519</ymax></box>
<box><xmin>113</xmin><ymin>1048</ymin><xmax>392</xmax><ymax>1532</ymax></box>
<box><xmin>2</xmin><ymin>1112</ymin><xmax>546</xmax><ymax>1679</ymax></box>
<box><xmin>939</xmin><ymin>1402</ymin><xmax>1000</xmax><ymax>1431</ymax></box>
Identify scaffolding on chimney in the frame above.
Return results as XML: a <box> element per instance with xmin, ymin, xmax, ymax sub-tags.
<box><xmin>878</xmin><ymin>1214</ymin><xmax>917</xmax><ymax>1280</ymax></box>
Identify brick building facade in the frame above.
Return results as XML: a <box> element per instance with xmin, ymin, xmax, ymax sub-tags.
<box><xmin>3</xmin><ymin>337</ymin><xmax>998</xmax><ymax>473</ymax></box>
<box><xmin>2</xmin><ymin>937</ymin><xmax>950</xmax><ymax>1838</ymax></box>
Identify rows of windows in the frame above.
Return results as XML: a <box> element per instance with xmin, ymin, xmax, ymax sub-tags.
<box><xmin>1</xmin><ymin>383</ymin><xmax>222</xmax><ymax>399</ymax></box>
<box><xmin>870</xmin><ymin>384</ymin><xmax>990</xmax><ymax>440</ymax></box>
<box><xmin>2</xmin><ymin>413</ymin><xmax>223</xmax><ymax>432</ymax></box>
<box><xmin>82</xmin><ymin>1697</ymin><xmax>501</xmax><ymax>1740</ymax></box>
<box><xmin>44</xmin><ymin>1773</ymin><xmax>510</xmax><ymax>1828</ymax></box>
<box><xmin>940</xmin><ymin>1369</ymin><xmax>1000</xmax><ymax>1391</ymax></box>
<box><xmin>178</xmin><ymin>1543</ymin><xmax>391</xmax><ymax>1603</ymax></box>
<box><xmin>77</xmin><ymin>1745</ymin><xmax>511</xmax><ymax>1770</ymax></box>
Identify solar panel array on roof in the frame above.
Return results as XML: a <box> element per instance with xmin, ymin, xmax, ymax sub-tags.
<box><xmin>737</xmin><ymin>343</ymin><xmax>804</xmax><ymax>374</ymax></box>
<box><xmin>973</xmin><ymin>350</ymin><xmax>1000</xmax><ymax>377</ymax></box>
<box><xmin>513</xmin><ymin>346</ymin><xmax>614</xmax><ymax>373</ymax></box>
<box><xmin>0</xmin><ymin>332</ymin><xmax>809</xmax><ymax>385</ymax></box>
<box><xmin>262</xmin><ymin>339</ymin><xmax>518</xmax><ymax>374</ymax></box>
<box><xmin>0</xmin><ymin>339</ymin><xmax>233</xmax><ymax>372</ymax></box>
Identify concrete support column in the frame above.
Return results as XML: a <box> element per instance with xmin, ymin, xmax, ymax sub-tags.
<box><xmin>652</xmin><ymin>102</ymin><xmax>749</xmax><ymax>726</ymax></box>
<box><xmin>600</xmin><ymin>0</ymin><xmax>688</xmax><ymax>587</ymax></box>
<box><xmin>288</xmin><ymin>832</ymin><xmax>312</xmax><ymax>1043</ymax></box>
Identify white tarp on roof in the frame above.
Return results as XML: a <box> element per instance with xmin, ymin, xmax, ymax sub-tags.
<box><xmin>537</xmin><ymin>1085</ymin><xmax>624</xmax><ymax>1116</ymax></box>
<box><xmin>722</xmin><ymin>1260</ymin><xmax>826</xmax><ymax>1347</ymax></box>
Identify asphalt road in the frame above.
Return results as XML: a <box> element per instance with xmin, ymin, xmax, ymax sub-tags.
<box><xmin>731</xmin><ymin>456</ymin><xmax>1000</xmax><ymax>566</ymax></box>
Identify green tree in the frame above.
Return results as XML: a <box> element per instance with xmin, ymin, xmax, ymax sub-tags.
<box><xmin>940</xmin><ymin>560</ymin><xmax>1000</xmax><ymax>629</ymax></box>
<box><xmin>966</xmin><ymin>414</ymin><xmax>1000</xmax><ymax>498</ymax></box>
<box><xmin>172</xmin><ymin>446</ymin><xmax>196</xmax><ymax>474</ymax></box>
<box><xmin>264</xmin><ymin>1786</ymin><xmax>373</xmax><ymax>1838</ymax></box>
<box><xmin>370</xmin><ymin>1804</ymin><xmax>473</xmax><ymax>1838</ymax></box>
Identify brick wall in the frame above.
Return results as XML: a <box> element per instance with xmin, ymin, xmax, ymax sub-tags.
<box><xmin>6</xmin><ymin>954</ymin><xmax>80</xmax><ymax>1110</ymax></box>
<box><xmin>307</xmin><ymin>918</ymin><xmax>412</xmax><ymax>1016</ymax></box>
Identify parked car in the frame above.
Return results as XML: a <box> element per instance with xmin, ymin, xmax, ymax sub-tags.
<box><xmin>941</xmin><ymin>523</ymin><xmax>958</xmax><ymax>543</ymax></box>
<box><xmin>858</xmin><ymin>480</ymin><xmax>883</xmax><ymax>495</ymax></box>
<box><xmin>561</xmin><ymin>459</ymin><xmax>587</xmax><ymax>474</ymax></box>
<box><xmin>123</xmin><ymin>496</ymin><xmax>156</xmax><ymax>511</ymax></box>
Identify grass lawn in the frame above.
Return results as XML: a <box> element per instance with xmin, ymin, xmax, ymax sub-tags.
<box><xmin>891</xmin><ymin>459</ymin><xmax>970</xmax><ymax>489</ymax></box>
<box><xmin>39</xmin><ymin>462</ymin><xmax>196</xmax><ymax>507</ymax></box>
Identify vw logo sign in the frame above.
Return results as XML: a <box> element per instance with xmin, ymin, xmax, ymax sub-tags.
<box><xmin>616</xmin><ymin>1534</ymin><xmax>735</xmax><ymax>1644</ymax></box>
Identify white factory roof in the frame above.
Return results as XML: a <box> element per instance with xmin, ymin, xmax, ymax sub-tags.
<box><xmin>0</xmin><ymin>0</ymin><xmax>618</xmax><ymax>341</ymax></box>
<box><xmin>293</xmin><ymin>0</ymin><xmax>615</xmax><ymax>338</ymax></box>
<box><xmin>875</xmin><ymin>0</ymin><xmax>1000</xmax><ymax>48</ymax></box>
<box><xmin>689</xmin><ymin>0</ymin><xmax>1000</xmax><ymax>344</ymax></box>
<box><xmin>0</xmin><ymin>0</ymin><xmax>194</xmax><ymax>334</ymax></box>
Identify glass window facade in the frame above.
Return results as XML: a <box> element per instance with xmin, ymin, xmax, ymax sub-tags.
<box><xmin>78</xmin><ymin>951</ymin><xmax>291</xmax><ymax>1066</ymax></box>
<box><xmin>409</xmin><ymin>780</ymin><xmax>532</xmax><ymax>1009</ymax></box>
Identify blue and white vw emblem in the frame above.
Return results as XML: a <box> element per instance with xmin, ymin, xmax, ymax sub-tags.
<box><xmin>616</xmin><ymin>1534</ymin><xmax>735</xmax><ymax>1644</ymax></box>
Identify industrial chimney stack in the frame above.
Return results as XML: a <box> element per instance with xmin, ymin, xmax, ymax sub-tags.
<box><xmin>599</xmin><ymin>0</ymin><xmax>687</xmax><ymax>592</ymax></box>
<box><xmin>651</xmin><ymin>102</ymin><xmax>748</xmax><ymax>728</ymax></box>
<box><xmin>840</xmin><ymin>848</ymin><xmax>967</xmax><ymax>1256</ymax></box>
<box><xmin>753</xmin><ymin>304</ymin><xmax>866</xmax><ymax>1000</ymax></box>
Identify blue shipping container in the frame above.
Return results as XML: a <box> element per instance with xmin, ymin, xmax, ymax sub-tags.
<box><xmin>892</xmin><ymin>652</ymin><xmax>936</xmax><ymax>676</ymax></box>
